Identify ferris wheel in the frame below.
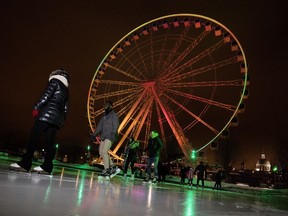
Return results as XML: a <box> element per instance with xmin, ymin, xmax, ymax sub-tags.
<box><xmin>87</xmin><ymin>14</ymin><xmax>249</xmax><ymax>161</ymax></box>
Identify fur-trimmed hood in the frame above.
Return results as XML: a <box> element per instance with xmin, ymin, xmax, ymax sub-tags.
<box><xmin>49</xmin><ymin>75</ymin><xmax>69</xmax><ymax>87</ymax></box>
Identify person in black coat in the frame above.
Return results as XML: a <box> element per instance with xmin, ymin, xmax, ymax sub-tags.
<box><xmin>123</xmin><ymin>137</ymin><xmax>140</xmax><ymax>180</ymax></box>
<box><xmin>213</xmin><ymin>169</ymin><xmax>223</xmax><ymax>190</ymax></box>
<box><xmin>180</xmin><ymin>166</ymin><xmax>187</xmax><ymax>185</ymax></box>
<box><xmin>195</xmin><ymin>161</ymin><xmax>206</xmax><ymax>189</ymax></box>
<box><xmin>10</xmin><ymin>69</ymin><xmax>69</xmax><ymax>174</ymax></box>
<box><xmin>143</xmin><ymin>130</ymin><xmax>163</xmax><ymax>183</ymax></box>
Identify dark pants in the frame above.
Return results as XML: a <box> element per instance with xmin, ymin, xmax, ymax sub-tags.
<box><xmin>197</xmin><ymin>175</ymin><xmax>205</xmax><ymax>188</ymax></box>
<box><xmin>214</xmin><ymin>181</ymin><xmax>222</xmax><ymax>190</ymax></box>
<box><xmin>123</xmin><ymin>154</ymin><xmax>136</xmax><ymax>174</ymax></box>
<box><xmin>180</xmin><ymin>175</ymin><xmax>186</xmax><ymax>184</ymax></box>
<box><xmin>188</xmin><ymin>178</ymin><xmax>193</xmax><ymax>186</ymax></box>
<box><xmin>18</xmin><ymin>120</ymin><xmax>58</xmax><ymax>173</ymax></box>
<box><xmin>147</xmin><ymin>156</ymin><xmax>159</xmax><ymax>178</ymax></box>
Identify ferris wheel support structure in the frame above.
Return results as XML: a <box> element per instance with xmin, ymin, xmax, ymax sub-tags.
<box><xmin>150</xmin><ymin>83</ymin><xmax>190</xmax><ymax>159</ymax></box>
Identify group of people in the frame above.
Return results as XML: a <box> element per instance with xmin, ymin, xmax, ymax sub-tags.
<box><xmin>180</xmin><ymin>161</ymin><xmax>207</xmax><ymax>188</ymax></box>
<box><xmin>9</xmin><ymin>69</ymin><xmax>222</xmax><ymax>190</ymax></box>
<box><xmin>121</xmin><ymin>130</ymin><xmax>163</xmax><ymax>183</ymax></box>
<box><xmin>10</xmin><ymin>69</ymin><xmax>163</xmax><ymax>183</ymax></box>
<box><xmin>90</xmin><ymin>100</ymin><xmax>163</xmax><ymax>181</ymax></box>
<box><xmin>179</xmin><ymin>162</ymin><xmax>223</xmax><ymax>190</ymax></box>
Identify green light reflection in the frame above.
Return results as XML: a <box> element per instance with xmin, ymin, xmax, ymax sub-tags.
<box><xmin>77</xmin><ymin>170</ymin><xmax>86</xmax><ymax>207</ymax></box>
<box><xmin>184</xmin><ymin>190</ymin><xmax>196</xmax><ymax>216</ymax></box>
<box><xmin>44</xmin><ymin>177</ymin><xmax>53</xmax><ymax>203</ymax></box>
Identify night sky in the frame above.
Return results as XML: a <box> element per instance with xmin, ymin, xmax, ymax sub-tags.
<box><xmin>0</xmin><ymin>0</ymin><xmax>287</xmax><ymax>169</ymax></box>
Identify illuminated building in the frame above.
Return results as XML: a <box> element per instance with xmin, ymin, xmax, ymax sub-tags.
<box><xmin>255</xmin><ymin>153</ymin><xmax>271</xmax><ymax>172</ymax></box>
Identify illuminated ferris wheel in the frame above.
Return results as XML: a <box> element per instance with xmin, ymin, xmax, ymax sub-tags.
<box><xmin>87</xmin><ymin>14</ymin><xmax>249</xmax><ymax>160</ymax></box>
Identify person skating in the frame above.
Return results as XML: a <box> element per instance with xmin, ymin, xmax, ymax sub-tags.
<box><xmin>187</xmin><ymin>167</ymin><xmax>194</xmax><ymax>187</ymax></box>
<box><xmin>213</xmin><ymin>169</ymin><xmax>223</xmax><ymax>190</ymax></box>
<box><xmin>10</xmin><ymin>69</ymin><xmax>70</xmax><ymax>174</ymax></box>
<box><xmin>123</xmin><ymin>137</ymin><xmax>140</xmax><ymax>180</ymax></box>
<box><xmin>180</xmin><ymin>166</ymin><xmax>187</xmax><ymax>186</ymax></box>
<box><xmin>195</xmin><ymin>161</ymin><xmax>206</xmax><ymax>189</ymax></box>
<box><xmin>143</xmin><ymin>130</ymin><xmax>163</xmax><ymax>183</ymax></box>
<box><xmin>158</xmin><ymin>161</ymin><xmax>169</xmax><ymax>183</ymax></box>
<box><xmin>91</xmin><ymin>101</ymin><xmax>120</xmax><ymax>177</ymax></box>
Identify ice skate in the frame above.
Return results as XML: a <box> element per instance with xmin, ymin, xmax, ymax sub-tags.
<box><xmin>97</xmin><ymin>175</ymin><xmax>104</xmax><ymax>183</ymax></box>
<box><xmin>109</xmin><ymin>166</ymin><xmax>121</xmax><ymax>179</ymax></box>
<box><xmin>98</xmin><ymin>168</ymin><xmax>109</xmax><ymax>176</ymax></box>
<box><xmin>143</xmin><ymin>175</ymin><xmax>150</xmax><ymax>183</ymax></box>
<box><xmin>98</xmin><ymin>168</ymin><xmax>110</xmax><ymax>182</ymax></box>
<box><xmin>122</xmin><ymin>174</ymin><xmax>128</xmax><ymax>181</ymax></box>
<box><xmin>31</xmin><ymin>166</ymin><xmax>52</xmax><ymax>176</ymax></box>
<box><xmin>151</xmin><ymin>177</ymin><xmax>158</xmax><ymax>184</ymax></box>
<box><xmin>100</xmin><ymin>175</ymin><xmax>111</xmax><ymax>182</ymax></box>
<box><xmin>130</xmin><ymin>174</ymin><xmax>135</xmax><ymax>181</ymax></box>
<box><xmin>9</xmin><ymin>163</ymin><xmax>30</xmax><ymax>173</ymax></box>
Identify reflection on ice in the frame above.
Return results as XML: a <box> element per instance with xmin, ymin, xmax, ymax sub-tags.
<box><xmin>0</xmin><ymin>164</ymin><xmax>287</xmax><ymax>216</ymax></box>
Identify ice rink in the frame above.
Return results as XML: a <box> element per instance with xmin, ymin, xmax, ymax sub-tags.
<box><xmin>0</xmin><ymin>157</ymin><xmax>287</xmax><ymax>216</ymax></box>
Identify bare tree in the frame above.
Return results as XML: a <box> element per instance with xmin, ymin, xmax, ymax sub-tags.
<box><xmin>277</xmin><ymin>134</ymin><xmax>288</xmax><ymax>172</ymax></box>
<box><xmin>215</xmin><ymin>132</ymin><xmax>239</xmax><ymax>174</ymax></box>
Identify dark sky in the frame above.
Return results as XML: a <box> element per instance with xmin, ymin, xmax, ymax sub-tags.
<box><xmin>0</xmin><ymin>0</ymin><xmax>287</xmax><ymax>169</ymax></box>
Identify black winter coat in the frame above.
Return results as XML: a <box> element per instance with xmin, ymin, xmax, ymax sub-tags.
<box><xmin>34</xmin><ymin>78</ymin><xmax>69</xmax><ymax>128</ymax></box>
<box><xmin>145</xmin><ymin>136</ymin><xmax>163</xmax><ymax>158</ymax></box>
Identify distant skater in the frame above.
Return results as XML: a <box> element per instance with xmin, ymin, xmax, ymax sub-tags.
<box><xmin>123</xmin><ymin>137</ymin><xmax>140</xmax><ymax>180</ymax></box>
<box><xmin>213</xmin><ymin>170</ymin><xmax>222</xmax><ymax>190</ymax></box>
<box><xmin>180</xmin><ymin>166</ymin><xmax>187</xmax><ymax>185</ymax></box>
<box><xmin>187</xmin><ymin>167</ymin><xmax>194</xmax><ymax>187</ymax></box>
<box><xmin>195</xmin><ymin>161</ymin><xmax>206</xmax><ymax>189</ymax></box>
<box><xmin>143</xmin><ymin>130</ymin><xmax>163</xmax><ymax>183</ymax></box>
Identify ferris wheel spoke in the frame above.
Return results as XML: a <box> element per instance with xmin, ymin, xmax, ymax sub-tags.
<box><xmin>94</xmin><ymin>87</ymin><xmax>142</xmax><ymax>100</ymax></box>
<box><xmin>160</xmin><ymin>30</ymin><xmax>210</xmax><ymax>80</ymax></box>
<box><xmin>165</xmin><ymin>88</ymin><xmax>237</xmax><ymax>111</ymax></box>
<box><xmin>108</xmin><ymin>65</ymin><xmax>144</xmax><ymax>81</ymax></box>
<box><xmin>156</xmin><ymin>32</ymin><xmax>169</xmax><ymax>76</ymax></box>
<box><xmin>133</xmin><ymin>98</ymin><xmax>154</xmax><ymax>139</ymax></box>
<box><xmin>165</xmin><ymin>79</ymin><xmax>244</xmax><ymax>88</ymax></box>
<box><xmin>159</xmin><ymin>27</ymin><xmax>191</xmax><ymax>76</ymax></box>
<box><xmin>155</xmin><ymin>101</ymin><xmax>168</xmax><ymax>156</ymax></box>
<box><xmin>117</xmin><ymin>49</ymin><xmax>151</xmax><ymax>80</ymax></box>
<box><xmin>162</xmin><ymin>39</ymin><xmax>226</xmax><ymax>82</ymax></box>
<box><xmin>113</xmin><ymin>96</ymin><xmax>154</xmax><ymax>154</ymax></box>
<box><xmin>117</xmin><ymin>94</ymin><xmax>141</xmax><ymax>117</ymax></box>
<box><xmin>115</xmin><ymin>91</ymin><xmax>140</xmax><ymax>114</ymax></box>
<box><xmin>131</xmin><ymin>40</ymin><xmax>151</xmax><ymax>79</ymax></box>
<box><xmin>182</xmin><ymin>99</ymin><xmax>211</xmax><ymax>133</ymax></box>
<box><xmin>183</xmin><ymin>120</ymin><xmax>199</xmax><ymax>132</ymax></box>
<box><xmin>148</xmin><ymin>32</ymin><xmax>156</xmax><ymax>78</ymax></box>
<box><xmin>100</xmin><ymin>79</ymin><xmax>140</xmax><ymax>87</ymax></box>
<box><xmin>118</xmin><ymin>89</ymin><xmax>148</xmax><ymax>133</ymax></box>
<box><xmin>117</xmin><ymin>40</ymin><xmax>152</xmax><ymax>80</ymax></box>
<box><xmin>164</xmin><ymin>56</ymin><xmax>238</xmax><ymax>84</ymax></box>
<box><xmin>163</xmin><ymin>93</ymin><xmax>219</xmax><ymax>135</ymax></box>
<box><xmin>91</xmin><ymin>92</ymin><xmax>139</xmax><ymax>118</ymax></box>
<box><xmin>150</xmin><ymin>85</ymin><xmax>190</xmax><ymax>159</ymax></box>
<box><xmin>118</xmin><ymin>97</ymin><xmax>148</xmax><ymax>130</ymax></box>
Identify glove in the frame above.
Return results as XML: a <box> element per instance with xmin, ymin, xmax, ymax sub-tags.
<box><xmin>90</xmin><ymin>135</ymin><xmax>96</xmax><ymax>142</ymax></box>
<box><xmin>32</xmin><ymin>109</ymin><xmax>39</xmax><ymax>118</ymax></box>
